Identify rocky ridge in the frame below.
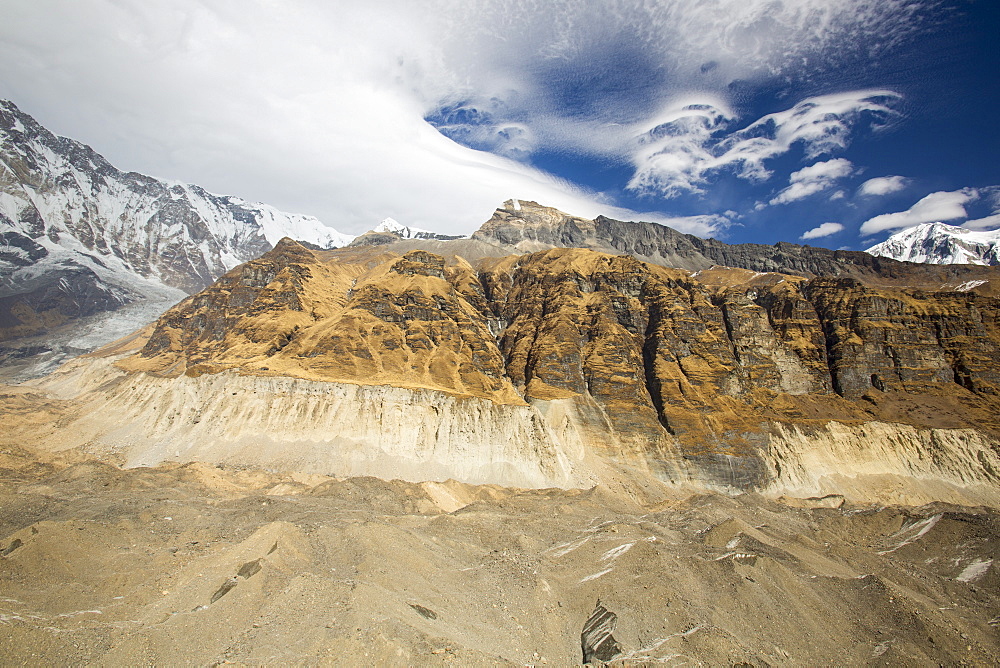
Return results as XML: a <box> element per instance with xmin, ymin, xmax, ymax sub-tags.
<box><xmin>13</xmin><ymin>217</ymin><xmax>1000</xmax><ymax>506</ymax></box>
<box><xmin>472</xmin><ymin>200</ymin><xmax>1000</xmax><ymax>289</ymax></box>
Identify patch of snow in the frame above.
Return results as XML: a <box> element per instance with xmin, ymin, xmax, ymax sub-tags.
<box><xmin>955</xmin><ymin>280</ymin><xmax>988</xmax><ymax>292</ymax></box>
<box><xmin>56</xmin><ymin>610</ymin><xmax>103</xmax><ymax>618</ymax></box>
<box><xmin>956</xmin><ymin>558</ymin><xmax>992</xmax><ymax>583</ymax></box>
<box><xmin>545</xmin><ymin>534</ymin><xmax>592</xmax><ymax>559</ymax></box>
<box><xmin>600</xmin><ymin>543</ymin><xmax>634</xmax><ymax>562</ymax></box>
<box><xmin>878</xmin><ymin>514</ymin><xmax>941</xmax><ymax>554</ymax></box>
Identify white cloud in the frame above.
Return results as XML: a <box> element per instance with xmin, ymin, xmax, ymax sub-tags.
<box><xmin>860</xmin><ymin>189</ymin><xmax>976</xmax><ymax>235</ymax></box>
<box><xmin>859</xmin><ymin>175</ymin><xmax>909</xmax><ymax>196</ymax></box>
<box><xmin>800</xmin><ymin>222</ymin><xmax>845</xmax><ymax>240</ymax></box>
<box><xmin>769</xmin><ymin>158</ymin><xmax>854</xmax><ymax>205</ymax></box>
<box><xmin>0</xmin><ymin>1</ymin><xmax>939</xmax><ymax>235</ymax></box>
<box><xmin>963</xmin><ymin>214</ymin><xmax>1000</xmax><ymax>230</ymax></box>
<box><xmin>627</xmin><ymin>92</ymin><xmax>897</xmax><ymax>198</ymax></box>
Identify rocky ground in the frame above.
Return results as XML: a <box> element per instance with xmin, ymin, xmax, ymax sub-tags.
<box><xmin>0</xmin><ymin>444</ymin><xmax>997</xmax><ymax>665</ymax></box>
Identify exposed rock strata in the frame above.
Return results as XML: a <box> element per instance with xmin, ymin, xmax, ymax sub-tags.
<box><xmin>29</xmin><ymin>358</ymin><xmax>585</xmax><ymax>489</ymax></box>
<box><xmin>12</xmin><ymin>236</ymin><xmax>1000</xmax><ymax>503</ymax></box>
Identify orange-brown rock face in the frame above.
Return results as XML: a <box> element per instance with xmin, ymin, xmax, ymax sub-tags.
<box><xmin>120</xmin><ymin>239</ymin><xmax>1000</xmax><ymax>489</ymax></box>
<box><xmin>126</xmin><ymin>242</ymin><xmax>524</xmax><ymax>404</ymax></box>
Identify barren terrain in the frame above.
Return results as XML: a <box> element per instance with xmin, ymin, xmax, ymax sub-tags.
<box><xmin>1</xmin><ymin>444</ymin><xmax>997</xmax><ymax>665</ymax></box>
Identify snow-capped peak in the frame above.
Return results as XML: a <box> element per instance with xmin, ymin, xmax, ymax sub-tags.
<box><xmin>866</xmin><ymin>222</ymin><xmax>1000</xmax><ymax>266</ymax></box>
<box><xmin>372</xmin><ymin>218</ymin><xmax>411</xmax><ymax>235</ymax></box>
<box><xmin>0</xmin><ymin>99</ymin><xmax>357</xmax><ymax>292</ymax></box>
<box><xmin>371</xmin><ymin>218</ymin><xmax>466</xmax><ymax>241</ymax></box>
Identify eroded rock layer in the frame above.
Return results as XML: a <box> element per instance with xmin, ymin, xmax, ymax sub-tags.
<box><xmin>13</xmin><ymin>232</ymin><xmax>999</xmax><ymax>504</ymax></box>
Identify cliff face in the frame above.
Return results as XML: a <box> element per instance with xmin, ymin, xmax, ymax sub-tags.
<box><xmin>76</xmin><ymin>237</ymin><xmax>1000</xmax><ymax>499</ymax></box>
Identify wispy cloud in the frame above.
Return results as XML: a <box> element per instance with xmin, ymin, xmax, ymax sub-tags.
<box><xmin>627</xmin><ymin>92</ymin><xmax>897</xmax><ymax>198</ymax></box>
<box><xmin>859</xmin><ymin>175</ymin><xmax>909</xmax><ymax>196</ymax></box>
<box><xmin>0</xmin><ymin>0</ymin><xmax>943</xmax><ymax>236</ymax></box>
<box><xmin>860</xmin><ymin>189</ymin><xmax>976</xmax><ymax>235</ymax></box>
<box><xmin>962</xmin><ymin>187</ymin><xmax>1000</xmax><ymax>230</ymax></box>
<box><xmin>770</xmin><ymin>159</ymin><xmax>854</xmax><ymax>205</ymax></box>
<box><xmin>801</xmin><ymin>222</ymin><xmax>845</xmax><ymax>240</ymax></box>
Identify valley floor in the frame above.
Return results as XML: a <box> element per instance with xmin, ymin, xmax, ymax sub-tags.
<box><xmin>0</xmin><ymin>444</ymin><xmax>997</xmax><ymax>665</ymax></box>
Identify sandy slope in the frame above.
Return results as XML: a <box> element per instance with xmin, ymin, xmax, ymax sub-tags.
<box><xmin>0</xmin><ymin>446</ymin><xmax>997</xmax><ymax>665</ymax></box>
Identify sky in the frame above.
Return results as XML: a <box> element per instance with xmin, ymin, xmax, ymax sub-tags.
<box><xmin>0</xmin><ymin>0</ymin><xmax>997</xmax><ymax>248</ymax></box>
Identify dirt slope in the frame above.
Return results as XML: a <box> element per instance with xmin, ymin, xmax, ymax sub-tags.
<box><xmin>1</xmin><ymin>448</ymin><xmax>997</xmax><ymax>665</ymax></box>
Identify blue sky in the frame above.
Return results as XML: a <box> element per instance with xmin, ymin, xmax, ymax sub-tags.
<box><xmin>1</xmin><ymin>0</ymin><xmax>997</xmax><ymax>248</ymax></box>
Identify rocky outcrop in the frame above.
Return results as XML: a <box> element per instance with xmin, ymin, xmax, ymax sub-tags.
<box><xmin>581</xmin><ymin>602</ymin><xmax>622</xmax><ymax>664</ymax></box>
<box><xmin>25</xmin><ymin>240</ymin><xmax>980</xmax><ymax>500</ymax></box>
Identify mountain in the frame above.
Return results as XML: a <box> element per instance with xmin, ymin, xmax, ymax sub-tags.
<box><xmin>475</xmin><ymin>200</ymin><xmax>966</xmax><ymax>279</ymax></box>
<box><xmin>0</xmin><ymin>100</ymin><xmax>355</xmax><ymax>377</ymax></box>
<box><xmin>363</xmin><ymin>200</ymin><xmax>999</xmax><ymax>290</ymax></box>
<box><xmin>866</xmin><ymin>221</ymin><xmax>1000</xmax><ymax>265</ymax></box>
<box><xmin>16</xmin><ymin>225</ymin><xmax>1000</xmax><ymax>505</ymax></box>
<box><xmin>372</xmin><ymin>217</ymin><xmax>466</xmax><ymax>240</ymax></box>
<box><xmin>348</xmin><ymin>217</ymin><xmax>466</xmax><ymax>247</ymax></box>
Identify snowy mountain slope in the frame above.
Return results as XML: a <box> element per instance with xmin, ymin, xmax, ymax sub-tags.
<box><xmin>0</xmin><ymin>100</ymin><xmax>354</xmax><ymax>293</ymax></box>
<box><xmin>0</xmin><ymin>99</ymin><xmax>354</xmax><ymax>377</ymax></box>
<box><xmin>866</xmin><ymin>222</ymin><xmax>1000</xmax><ymax>266</ymax></box>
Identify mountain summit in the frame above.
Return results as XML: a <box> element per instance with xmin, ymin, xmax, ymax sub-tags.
<box><xmin>866</xmin><ymin>222</ymin><xmax>1000</xmax><ymax>265</ymax></box>
<box><xmin>372</xmin><ymin>217</ymin><xmax>465</xmax><ymax>240</ymax></box>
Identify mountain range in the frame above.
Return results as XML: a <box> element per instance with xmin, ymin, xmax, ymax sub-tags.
<box><xmin>4</xmin><ymin>156</ymin><xmax>999</xmax><ymax>501</ymax></box>
<box><xmin>6</xmin><ymin>99</ymin><xmax>1000</xmax><ymax>382</ymax></box>
<box><xmin>6</xmin><ymin>197</ymin><xmax>995</xmax><ymax>506</ymax></box>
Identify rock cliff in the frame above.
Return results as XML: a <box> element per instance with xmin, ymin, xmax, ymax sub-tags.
<box><xmin>16</xmin><ymin>233</ymin><xmax>1000</xmax><ymax>505</ymax></box>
